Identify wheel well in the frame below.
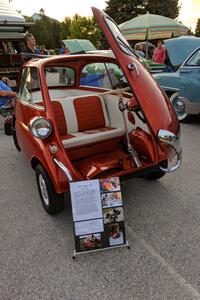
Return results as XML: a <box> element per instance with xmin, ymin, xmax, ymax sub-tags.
<box><xmin>165</xmin><ymin>90</ymin><xmax>175</xmax><ymax>97</ymax></box>
<box><xmin>31</xmin><ymin>157</ymin><xmax>41</xmax><ymax>170</ymax></box>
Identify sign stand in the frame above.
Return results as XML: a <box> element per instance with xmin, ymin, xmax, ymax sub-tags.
<box><xmin>70</xmin><ymin>177</ymin><xmax>129</xmax><ymax>258</ymax></box>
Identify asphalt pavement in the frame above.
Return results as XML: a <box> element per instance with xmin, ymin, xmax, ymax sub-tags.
<box><xmin>1</xmin><ymin>116</ymin><xmax>200</xmax><ymax>300</ymax></box>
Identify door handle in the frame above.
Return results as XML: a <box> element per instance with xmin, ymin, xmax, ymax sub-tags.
<box><xmin>127</xmin><ymin>62</ymin><xmax>139</xmax><ymax>76</ymax></box>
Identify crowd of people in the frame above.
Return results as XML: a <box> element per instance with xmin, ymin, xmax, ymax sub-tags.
<box><xmin>134</xmin><ymin>39</ymin><xmax>168</xmax><ymax>64</ymax></box>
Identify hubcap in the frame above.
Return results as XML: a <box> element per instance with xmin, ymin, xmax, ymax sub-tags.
<box><xmin>39</xmin><ymin>174</ymin><xmax>49</xmax><ymax>206</ymax></box>
<box><xmin>170</xmin><ymin>93</ymin><xmax>187</xmax><ymax>121</ymax></box>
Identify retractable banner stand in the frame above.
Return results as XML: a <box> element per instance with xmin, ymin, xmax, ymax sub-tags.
<box><xmin>70</xmin><ymin>177</ymin><xmax>129</xmax><ymax>258</ymax></box>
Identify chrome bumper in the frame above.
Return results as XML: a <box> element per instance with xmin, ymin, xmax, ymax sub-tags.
<box><xmin>158</xmin><ymin>129</ymin><xmax>182</xmax><ymax>173</ymax></box>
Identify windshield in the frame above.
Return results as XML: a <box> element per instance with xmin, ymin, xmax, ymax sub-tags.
<box><xmin>104</xmin><ymin>17</ymin><xmax>136</xmax><ymax>57</ymax></box>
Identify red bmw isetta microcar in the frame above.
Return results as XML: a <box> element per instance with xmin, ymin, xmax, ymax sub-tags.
<box><xmin>12</xmin><ymin>8</ymin><xmax>182</xmax><ymax>214</ymax></box>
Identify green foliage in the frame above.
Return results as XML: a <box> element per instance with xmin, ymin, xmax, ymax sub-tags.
<box><xmin>146</xmin><ymin>0</ymin><xmax>180</xmax><ymax>19</ymax></box>
<box><xmin>104</xmin><ymin>0</ymin><xmax>180</xmax><ymax>24</ymax></box>
<box><xmin>104</xmin><ymin>0</ymin><xmax>146</xmax><ymax>24</ymax></box>
<box><xmin>195</xmin><ymin>18</ymin><xmax>200</xmax><ymax>37</ymax></box>
<box><xmin>24</xmin><ymin>14</ymin><xmax>102</xmax><ymax>50</ymax></box>
<box><xmin>68</xmin><ymin>15</ymin><xmax>102</xmax><ymax>46</ymax></box>
<box><xmin>59</xmin><ymin>17</ymin><xmax>71</xmax><ymax>40</ymax></box>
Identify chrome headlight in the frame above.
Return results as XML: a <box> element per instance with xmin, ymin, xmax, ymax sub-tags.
<box><xmin>29</xmin><ymin>117</ymin><xmax>52</xmax><ymax>139</ymax></box>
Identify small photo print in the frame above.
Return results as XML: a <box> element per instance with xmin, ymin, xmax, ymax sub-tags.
<box><xmin>108</xmin><ymin>223</ymin><xmax>124</xmax><ymax>246</ymax></box>
<box><xmin>100</xmin><ymin>177</ymin><xmax>120</xmax><ymax>192</ymax></box>
<box><xmin>103</xmin><ymin>207</ymin><xmax>124</xmax><ymax>224</ymax></box>
<box><xmin>79</xmin><ymin>233</ymin><xmax>102</xmax><ymax>251</ymax></box>
<box><xmin>101</xmin><ymin>192</ymin><xmax>122</xmax><ymax>208</ymax></box>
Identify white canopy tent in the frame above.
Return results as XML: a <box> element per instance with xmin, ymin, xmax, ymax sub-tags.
<box><xmin>0</xmin><ymin>0</ymin><xmax>25</xmax><ymax>23</ymax></box>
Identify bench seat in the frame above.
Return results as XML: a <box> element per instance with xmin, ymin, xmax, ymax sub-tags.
<box><xmin>51</xmin><ymin>93</ymin><xmax>126</xmax><ymax>150</ymax></box>
<box><xmin>61</xmin><ymin>127</ymin><xmax>124</xmax><ymax>149</ymax></box>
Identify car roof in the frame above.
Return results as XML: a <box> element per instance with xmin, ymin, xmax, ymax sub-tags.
<box><xmin>24</xmin><ymin>53</ymin><xmax>117</xmax><ymax>68</ymax></box>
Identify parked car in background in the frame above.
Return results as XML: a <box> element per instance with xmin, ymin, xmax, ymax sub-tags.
<box><xmin>154</xmin><ymin>36</ymin><xmax>200</xmax><ymax>121</ymax></box>
<box><xmin>61</xmin><ymin>39</ymin><xmax>96</xmax><ymax>54</ymax></box>
<box><xmin>9</xmin><ymin>7</ymin><xmax>181</xmax><ymax>215</ymax></box>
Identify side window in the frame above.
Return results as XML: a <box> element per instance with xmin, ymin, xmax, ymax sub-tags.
<box><xmin>45</xmin><ymin>67</ymin><xmax>75</xmax><ymax>87</ymax></box>
<box><xmin>80</xmin><ymin>62</ymin><xmax>127</xmax><ymax>89</ymax></box>
<box><xmin>186</xmin><ymin>49</ymin><xmax>200</xmax><ymax>66</ymax></box>
<box><xmin>18</xmin><ymin>67</ymin><xmax>44</xmax><ymax>106</ymax></box>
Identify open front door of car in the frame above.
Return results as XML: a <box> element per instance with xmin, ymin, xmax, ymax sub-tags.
<box><xmin>92</xmin><ymin>7</ymin><xmax>179</xmax><ymax>137</ymax></box>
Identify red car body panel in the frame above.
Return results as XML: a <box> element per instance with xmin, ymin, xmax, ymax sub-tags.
<box><xmin>13</xmin><ymin>8</ymin><xmax>181</xmax><ymax>195</ymax></box>
<box><xmin>92</xmin><ymin>7</ymin><xmax>179</xmax><ymax>136</ymax></box>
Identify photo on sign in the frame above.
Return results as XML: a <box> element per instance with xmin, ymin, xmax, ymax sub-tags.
<box><xmin>101</xmin><ymin>192</ymin><xmax>122</xmax><ymax>208</ymax></box>
<box><xmin>103</xmin><ymin>207</ymin><xmax>124</xmax><ymax>224</ymax></box>
<box><xmin>99</xmin><ymin>177</ymin><xmax>120</xmax><ymax>192</ymax></box>
<box><xmin>79</xmin><ymin>233</ymin><xmax>102</xmax><ymax>251</ymax></box>
<box><xmin>107</xmin><ymin>223</ymin><xmax>125</xmax><ymax>246</ymax></box>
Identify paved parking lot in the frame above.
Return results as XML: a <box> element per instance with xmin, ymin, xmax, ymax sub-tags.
<box><xmin>1</xmin><ymin>116</ymin><xmax>200</xmax><ymax>300</ymax></box>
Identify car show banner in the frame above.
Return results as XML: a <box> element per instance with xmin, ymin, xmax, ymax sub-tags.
<box><xmin>70</xmin><ymin>177</ymin><xmax>129</xmax><ymax>257</ymax></box>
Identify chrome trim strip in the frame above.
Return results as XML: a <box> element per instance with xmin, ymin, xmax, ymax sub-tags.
<box><xmin>53</xmin><ymin>157</ymin><xmax>73</xmax><ymax>182</ymax></box>
<box><xmin>160</xmin><ymin>86</ymin><xmax>180</xmax><ymax>92</ymax></box>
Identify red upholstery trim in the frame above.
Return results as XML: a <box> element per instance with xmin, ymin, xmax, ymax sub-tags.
<box><xmin>52</xmin><ymin>101</ymin><xmax>68</xmax><ymax>136</ymax></box>
<box><xmin>73</xmin><ymin>96</ymin><xmax>105</xmax><ymax>131</ymax></box>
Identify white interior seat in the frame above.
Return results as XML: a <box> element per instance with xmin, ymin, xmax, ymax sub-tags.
<box><xmin>53</xmin><ymin>94</ymin><xmax>125</xmax><ymax>149</ymax></box>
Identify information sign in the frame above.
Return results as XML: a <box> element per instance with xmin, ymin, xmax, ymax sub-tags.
<box><xmin>70</xmin><ymin>177</ymin><xmax>128</xmax><ymax>256</ymax></box>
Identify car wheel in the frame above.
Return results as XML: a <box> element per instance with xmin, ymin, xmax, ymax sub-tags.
<box><xmin>4</xmin><ymin>116</ymin><xmax>13</xmax><ymax>135</ymax></box>
<box><xmin>36</xmin><ymin>164</ymin><xmax>65</xmax><ymax>215</ymax></box>
<box><xmin>170</xmin><ymin>92</ymin><xmax>192</xmax><ymax>122</ymax></box>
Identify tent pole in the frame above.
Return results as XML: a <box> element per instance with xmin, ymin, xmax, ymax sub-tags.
<box><xmin>146</xmin><ymin>28</ymin><xmax>149</xmax><ymax>59</ymax></box>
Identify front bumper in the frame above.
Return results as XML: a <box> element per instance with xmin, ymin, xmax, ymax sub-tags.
<box><xmin>158</xmin><ymin>129</ymin><xmax>182</xmax><ymax>172</ymax></box>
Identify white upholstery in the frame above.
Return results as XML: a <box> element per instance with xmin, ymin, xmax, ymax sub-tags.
<box><xmin>62</xmin><ymin>128</ymin><xmax>124</xmax><ymax>148</ymax></box>
<box><xmin>55</xmin><ymin>94</ymin><xmax>110</xmax><ymax>134</ymax></box>
<box><xmin>32</xmin><ymin>89</ymin><xmax>149</xmax><ymax>149</ymax></box>
<box><xmin>51</xmin><ymin>93</ymin><xmax>125</xmax><ymax>149</ymax></box>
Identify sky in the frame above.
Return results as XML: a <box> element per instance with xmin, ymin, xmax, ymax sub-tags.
<box><xmin>11</xmin><ymin>0</ymin><xmax>200</xmax><ymax>31</ymax></box>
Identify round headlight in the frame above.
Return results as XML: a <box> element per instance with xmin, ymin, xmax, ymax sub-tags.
<box><xmin>29</xmin><ymin>117</ymin><xmax>52</xmax><ymax>139</ymax></box>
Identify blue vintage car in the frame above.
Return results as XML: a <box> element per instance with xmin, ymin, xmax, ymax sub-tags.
<box><xmin>154</xmin><ymin>36</ymin><xmax>200</xmax><ymax>121</ymax></box>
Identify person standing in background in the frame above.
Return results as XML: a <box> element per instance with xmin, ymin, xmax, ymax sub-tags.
<box><xmin>23</xmin><ymin>33</ymin><xmax>37</xmax><ymax>54</ymax></box>
<box><xmin>153</xmin><ymin>40</ymin><xmax>166</xmax><ymax>64</ymax></box>
<box><xmin>0</xmin><ymin>77</ymin><xmax>16</xmax><ymax>107</ymax></box>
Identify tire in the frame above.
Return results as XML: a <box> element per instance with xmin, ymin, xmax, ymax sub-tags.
<box><xmin>36</xmin><ymin>164</ymin><xmax>65</xmax><ymax>215</ymax></box>
<box><xmin>4</xmin><ymin>117</ymin><xmax>13</xmax><ymax>136</ymax></box>
<box><xmin>145</xmin><ymin>170</ymin><xmax>166</xmax><ymax>180</ymax></box>
<box><xmin>145</xmin><ymin>160</ymin><xmax>167</xmax><ymax>180</ymax></box>
<box><xmin>170</xmin><ymin>92</ymin><xmax>192</xmax><ymax>122</ymax></box>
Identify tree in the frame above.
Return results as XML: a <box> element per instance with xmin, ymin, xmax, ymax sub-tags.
<box><xmin>68</xmin><ymin>15</ymin><xmax>102</xmax><ymax>46</ymax></box>
<box><xmin>59</xmin><ymin>17</ymin><xmax>71</xmax><ymax>40</ymax></box>
<box><xmin>104</xmin><ymin>0</ymin><xmax>147</xmax><ymax>24</ymax></box>
<box><xmin>104</xmin><ymin>0</ymin><xmax>180</xmax><ymax>24</ymax></box>
<box><xmin>195</xmin><ymin>18</ymin><xmax>200</xmax><ymax>37</ymax></box>
<box><xmin>26</xmin><ymin>16</ymin><xmax>60</xmax><ymax>49</ymax></box>
<box><xmin>146</xmin><ymin>0</ymin><xmax>180</xmax><ymax>19</ymax></box>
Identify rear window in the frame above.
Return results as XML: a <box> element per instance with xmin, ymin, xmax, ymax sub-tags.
<box><xmin>45</xmin><ymin>67</ymin><xmax>75</xmax><ymax>87</ymax></box>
